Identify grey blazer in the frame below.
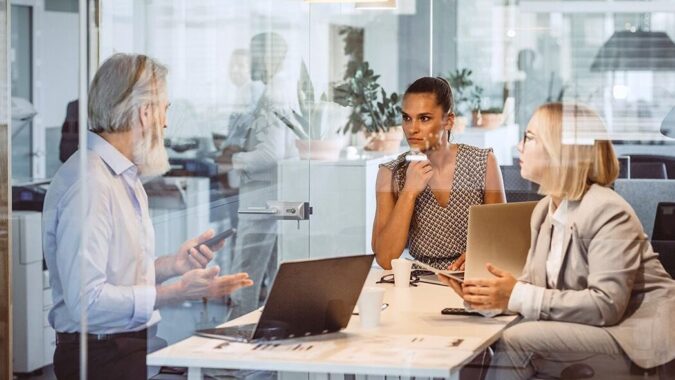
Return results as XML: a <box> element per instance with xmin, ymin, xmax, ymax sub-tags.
<box><xmin>519</xmin><ymin>184</ymin><xmax>675</xmax><ymax>369</ymax></box>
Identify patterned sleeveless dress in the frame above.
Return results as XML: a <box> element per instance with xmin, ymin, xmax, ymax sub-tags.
<box><xmin>380</xmin><ymin>144</ymin><xmax>492</xmax><ymax>270</ymax></box>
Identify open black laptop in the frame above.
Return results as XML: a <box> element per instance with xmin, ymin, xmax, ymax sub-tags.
<box><xmin>196</xmin><ymin>254</ymin><xmax>374</xmax><ymax>342</ymax></box>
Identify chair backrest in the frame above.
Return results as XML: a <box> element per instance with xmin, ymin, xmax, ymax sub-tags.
<box><xmin>627</xmin><ymin>154</ymin><xmax>675</xmax><ymax>179</ymax></box>
<box><xmin>617</xmin><ymin>156</ymin><xmax>630</xmax><ymax>179</ymax></box>
<box><xmin>614</xmin><ymin>179</ymin><xmax>675</xmax><ymax>238</ymax></box>
<box><xmin>631</xmin><ymin>162</ymin><xmax>667</xmax><ymax>179</ymax></box>
<box><xmin>500</xmin><ymin>165</ymin><xmax>544</xmax><ymax>203</ymax></box>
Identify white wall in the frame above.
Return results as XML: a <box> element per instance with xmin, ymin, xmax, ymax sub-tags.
<box><xmin>38</xmin><ymin>10</ymin><xmax>78</xmax><ymax>128</ymax></box>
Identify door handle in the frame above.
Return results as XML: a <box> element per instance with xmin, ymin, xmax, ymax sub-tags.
<box><xmin>238</xmin><ymin>201</ymin><xmax>312</xmax><ymax>221</ymax></box>
<box><xmin>238</xmin><ymin>207</ymin><xmax>279</xmax><ymax>215</ymax></box>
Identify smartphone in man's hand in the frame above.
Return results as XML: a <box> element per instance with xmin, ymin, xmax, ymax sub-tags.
<box><xmin>193</xmin><ymin>228</ymin><xmax>236</xmax><ymax>251</ymax></box>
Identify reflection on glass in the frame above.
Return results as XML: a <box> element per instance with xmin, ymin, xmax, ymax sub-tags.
<box><xmin>218</xmin><ymin>32</ymin><xmax>299</xmax><ymax>319</ymax></box>
<box><xmin>42</xmin><ymin>53</ymin><xmax>252</xmax><ymax>379</ymax></box>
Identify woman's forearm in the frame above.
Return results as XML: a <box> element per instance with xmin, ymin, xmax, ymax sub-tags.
<box><xmin>374</xmin><ymin>191</ymin><xmax>418</xmax><ymax>269</ymax></box>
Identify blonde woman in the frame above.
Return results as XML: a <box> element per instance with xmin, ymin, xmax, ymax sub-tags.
<box><xmin>441</xmin><ymin>103</ymin><xmax>675</xmax><ymax>379</ymax></box>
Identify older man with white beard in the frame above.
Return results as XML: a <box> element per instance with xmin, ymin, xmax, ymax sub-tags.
<box><xmin>42</xmin><ymin>53</ymin><xmax>253</xmax><ymax>380</ymax></box>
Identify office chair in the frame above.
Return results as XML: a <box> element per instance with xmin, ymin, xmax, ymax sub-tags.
<box><xmin>500</xmin><ymin>165</ymin><xmax>544</xmax><ymax>203</ymax></box>
<box><xmin>631</xmin><ymin>162</ymin><xmax>667</xmax><ymax>179</ymax></box>
<box><xmin>617</xmin><ymin>156</ymin><xmax>630</xmax><ymax>179</ymax></box>
<box><xmin>614</xmin><ymin>180</ymin><xmax>675</xmax><ymax>239</ymax></box>
<box><xmin>627</xmin><ymin>154</ymin><xmax>675</xmax><ymax>179</ymax></box>
<box><xmin>652</xmin><ymin>202</ymin><xmax>675</xmax><ymax>278</ymax></box>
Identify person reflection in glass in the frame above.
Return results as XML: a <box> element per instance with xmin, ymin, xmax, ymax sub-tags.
<box><xmin>514</xmin><ymin>49</ymin><xmax>563</xmax><ymax>129</ymax></box>
<box><xmin>216</xmin><ymin>48</ymin><xmax>264</xmax><ymax>152</ymax></box>
<box><xmin>216</xmin><ymin>32</ymin><xmax>298</xmax><ymax>319</ymax></box>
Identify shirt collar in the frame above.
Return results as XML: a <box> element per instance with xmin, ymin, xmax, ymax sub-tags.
<box><xmin>87</xmin><ymin>131</ymin><xmax>137</xmax><ymax>177</ymax></box>
<box><xmin>548</xmin><ymin>198</ymin><xmax>568</xmax><ymax>227</ymax></box>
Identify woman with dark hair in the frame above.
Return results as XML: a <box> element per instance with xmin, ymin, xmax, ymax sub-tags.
<box><xmin>372</xmin><ymin>76</ymin><xmax>505</xmax><ymax>270</ymax></box>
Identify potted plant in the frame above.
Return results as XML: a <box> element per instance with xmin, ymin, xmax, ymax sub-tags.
<box><xmin>469</xmin><ymin>86</ymin><xmax>504</xmax><ymax>129</ymax></box>
<box><xmin>333</xmin><ymin>61</ymin><xmax>403</xmax><ymax>153</ymax></box>
<box><xmin>443</xmin><ymin>68</ymin><xmax>476</xmax><ymax>133</ymax></box>
<box><xmin>276</xmin><ymin>61</ymin><xmax>349</xmax><ymax>160</ymax></box>
<box><xmin>332</xmin><ymin>26</ymin><xmax>403</xmax><ymax>153</ymax></box>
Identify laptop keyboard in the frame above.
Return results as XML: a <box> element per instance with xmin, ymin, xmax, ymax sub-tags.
<box><xmin>218</xmin><ymin>323</ymin><xmax>257</xmax><ymax>339</ymax></box>
<box><xmin>195</xmin><ymin>323</ymin><xmax>258</xmax><ymax>342</ymax></box>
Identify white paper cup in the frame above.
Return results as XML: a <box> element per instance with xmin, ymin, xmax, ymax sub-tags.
<box><xmin>357</xmin><ymin>287</ymin><xmax>386</xmax><ymax>328</ymax></box>
<box><xmin>391</xmin><ymin>258</ymin><xmax>413</xmax><ymax>288</ymax></box>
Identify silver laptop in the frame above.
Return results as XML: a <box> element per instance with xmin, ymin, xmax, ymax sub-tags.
<box><xmin>464</xmin><ymin>202</ymin><xmax>537</xmax><ymax>280</ymax></box>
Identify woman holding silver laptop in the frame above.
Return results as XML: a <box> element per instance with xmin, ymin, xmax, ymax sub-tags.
<box><xmin>441</xmin><ymin>102</ymin><xmax>675</xmax><ymax>379</ymax></box>
<box><xmin>372</xmin><ymin>77</ymin><xmax>506</xmax><ymax>271</ymax></box>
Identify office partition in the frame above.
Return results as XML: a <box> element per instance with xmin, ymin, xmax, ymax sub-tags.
<box><xmin>4</xmin><ymin>0</ymin><xmax>675</xmax><ymax>378</ymax></box>
<box><xmin>1</xmin><ymin>0</ymin><xmax>11</xmax><ymax>377</ymax></box>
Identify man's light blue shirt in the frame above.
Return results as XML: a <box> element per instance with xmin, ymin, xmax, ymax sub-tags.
<box><xmin>43</xmin><ymin>131</ymin><xmax>160</xmax><ymax>334</ymax></box>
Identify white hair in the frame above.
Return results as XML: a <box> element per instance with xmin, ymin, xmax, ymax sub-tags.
<box><xmin>88</xmin><ymin>53</ymin><xmax>168</xmax><ymax>133</ymax></box>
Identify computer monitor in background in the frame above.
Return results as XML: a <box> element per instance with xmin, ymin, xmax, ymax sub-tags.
<box><xmin>653</xmin><ymin>202</ymin><xmax>675</xmax><ymax>241</ymax></box>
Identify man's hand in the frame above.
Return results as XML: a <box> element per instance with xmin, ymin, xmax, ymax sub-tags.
<box><xmin>172</xmin><ymin>229</ymin><xmax>224</xmax><ymax>277</ymax></box>
<box><xmin>179</xmin><ymin>267</ymin><xmax>253</xmax><ymax>300</ymax></box>
<box><xmin>461</xmin><ymin>263</ymin><xmax>517</xmax><ymax>311</ymax></box>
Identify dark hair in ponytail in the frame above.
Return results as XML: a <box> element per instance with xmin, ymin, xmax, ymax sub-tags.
<box><xmin>403</xmin><ymin>76</ymin><xmax>454</xmax><ymax>114</ymax></box>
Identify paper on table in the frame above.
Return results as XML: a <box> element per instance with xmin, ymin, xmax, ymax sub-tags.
<box><xmin>193</xmin><ymin>339</ymin><xmax>338</xmax><ymax>360</ymax></box>
<box><xmin>361</xmin><ymin>334</ymin><xmax>481</xmax><ymax>350</ymax></box>
<box><xmin>330</xmin><ymin>334</ymin><xmax>482</xmax><ymax>366</ymax></box>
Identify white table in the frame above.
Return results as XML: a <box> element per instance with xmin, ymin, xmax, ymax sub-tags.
<box><xmin>147</xmin><ymin>269</ymin><xmax>518</xmax><ymax>379</ymax></box>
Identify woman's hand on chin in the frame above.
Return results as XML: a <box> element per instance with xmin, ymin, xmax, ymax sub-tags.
<box><xmin>402</xmin><ymin>161</ymin><xmax>433</xmax><ymax>196</ymax></box>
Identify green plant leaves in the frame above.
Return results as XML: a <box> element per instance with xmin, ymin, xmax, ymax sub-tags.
<box><xmin>334</xmin><ymin>61</ymin><xmax>401</xmax><ymax>134</ymax></box>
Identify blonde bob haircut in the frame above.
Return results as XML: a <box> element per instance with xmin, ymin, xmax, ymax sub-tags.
<box><xmin>531</xmin><ymin>102</ymin><xmax>619</xmax><ymax>200</ymax></box>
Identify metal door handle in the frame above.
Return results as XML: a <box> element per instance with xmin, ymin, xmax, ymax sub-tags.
<box><xmin>238</xmin><ymin>207</ymin><xmax>279</xmax><ymax>215</ymax></box>
<box><xmin>238</xmin><ymin>201</ymin><xmax>312</xmax><ymax>220</ymax></box>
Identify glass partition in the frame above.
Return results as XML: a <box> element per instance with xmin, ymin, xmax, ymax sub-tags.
<box><xmin>5</xmin><ymin>0</ymin><xmax>675</xmax><ymax>378</ymax></box>
<box><xmin>94</xmin><ymin>0</ymin><xmax>436</xmax><ymax>351</ymax></box>
<box><xmin>1</xmin><ymin>0</ymin><xmax>10</xmax><ymax>377</ymax></box>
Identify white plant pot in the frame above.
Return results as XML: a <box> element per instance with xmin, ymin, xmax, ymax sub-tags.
<box><xmin>364</xmin><ymin>126</ymin><xmax>405</xmax><ymax>153</ymax></box>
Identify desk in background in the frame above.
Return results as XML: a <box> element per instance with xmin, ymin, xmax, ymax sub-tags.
<box><xmin>147</xmin><ymin>268</ymin><xmax>518</xmax><ymax>380</ymax></box>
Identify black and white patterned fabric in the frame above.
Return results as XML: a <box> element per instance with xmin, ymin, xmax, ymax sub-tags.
<box><xmin>381</xmin><ymin>144</ymin><xmax>492</xmax><ymax>270</ymax></box>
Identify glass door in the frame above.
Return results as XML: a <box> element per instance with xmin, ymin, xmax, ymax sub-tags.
<box><xmin>97</xmin><ymin>0</ymin><xmax>314</xmax><ymax>344</ymax></box>
<box><xmin>10</xmin><ymin>4</ymin><xmax>33</xmax><ymax>179</ymax></box>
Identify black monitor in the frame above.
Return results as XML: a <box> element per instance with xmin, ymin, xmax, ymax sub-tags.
<box><xmin>653</xmin><ymin>202</ymin><xmax>675</xmax><ymax>241</ymax></box>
